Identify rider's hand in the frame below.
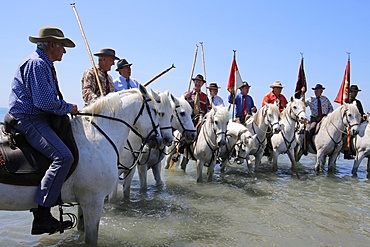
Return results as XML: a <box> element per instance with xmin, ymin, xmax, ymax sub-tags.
<box><xmin>71</xmin><ymin>104</ymin><xmax>79</xmax><ymax>115</ymax></box>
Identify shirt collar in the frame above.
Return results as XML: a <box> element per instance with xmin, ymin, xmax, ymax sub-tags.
<box><xmin>36</xmin><ymin>48</ymin><xmax>53</xmax><ymax>68</ymax></box>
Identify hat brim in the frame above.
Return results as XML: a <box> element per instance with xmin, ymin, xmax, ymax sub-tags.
<box><xmin>29</xmin><ymin>36</ymin><xmax>75</xmax><ymax>48</ymax></box>
<box><xmin>93</xmin><ymin>52</ymin><xmax>120</xmax><ymax>60</ymax></box>
<box><xmin>270</xmin><ymin>85</ymin><xmax>283</xmax><ymax>88</ymax></box>
<box><xmin>239</xmin><ymin>85</ymin><xmax>251</xmax><ymax>89</ymax></box>
<box><xmin>115</xmin><ymin>64</ymin><xmax>133</xmax><ymax>71</ymax></box>
<box><xmin>192</xmin><ymin>78</ymin><xmax>206</xmax><ymax>83</ymax></box>
<box><xmin>312</xmin><ymin>87</ymin><xmax>325</xmax><ymax>90</ymax></box>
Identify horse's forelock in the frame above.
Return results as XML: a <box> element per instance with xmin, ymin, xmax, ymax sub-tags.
<box><xmin>157</xmin><ymin>91</ymin><xmax>172</xmax><ymax>115</ymax></box>
<box><xmin>177</xmin><ymin>97</ymin><xmax>192</xmax><ymax>115</ymax></box>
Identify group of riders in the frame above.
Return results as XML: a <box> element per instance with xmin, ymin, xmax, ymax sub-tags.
<box><xmin>2</xmin><ymin>25</ymin><xmax>368</xmax><ymax>236</ymax></box>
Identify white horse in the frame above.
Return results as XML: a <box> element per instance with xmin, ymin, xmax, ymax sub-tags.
<box><xmin>219</xmin><ymin>121</ymin><xmax>257</xmax><ymax>172</ymax></box>
<box><xmin>171</xmin><ymin>106</ymin><xmax>229</xmax><ymax>182</ymax></box>
<box><xmin>348</xmin><ymin>119</ymin><xmax>370</xmax><ymax>175</ymax></box>
<box><xmin>0</xmin><ymin>85</ymin><xmax>161</xmax><ymax>246</ymax></box>
<box><xmin>244</xmin><ymin>104</ymin><xmax>281</xmax><ymax>172</ymax></box>
<box><xmin>270</xmin><ymin>97</ymin><xmax>306</xmax><ymax>172</ymax></box>
<box><xmin>300</xmin><ymin>103</ymin><xmax>361</xmax><ymax>172</ymax></box>
<box><xmin>110</xmin><ymin>92</ymin><xmax>195</xmax><ymax>200</ymax></box>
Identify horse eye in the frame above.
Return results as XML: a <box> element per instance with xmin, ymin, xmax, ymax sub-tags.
<box><xmin>348</xmin><ymin>113</ymin><xmax>352</xmax><ymax>117</ymax></box>
<box><xmin>293</xmin><ymin>106</ymin><xmax>297</xmax><ymax>109</ymax></box>
<box><xmin>215</xmin><ymin>121</ymin><xmax>218</xmax><ymax>125</ymax></box>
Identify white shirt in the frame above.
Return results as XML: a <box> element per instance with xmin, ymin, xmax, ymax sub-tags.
<box><xmin>113</xmin><ymin>75</ymin><xmax>139</xmax><ymax>91</ymax></box>
<box><xmin>209</xmin><ymin>95</ymin><xmax>225</xmax><ymax>107</ymax></box>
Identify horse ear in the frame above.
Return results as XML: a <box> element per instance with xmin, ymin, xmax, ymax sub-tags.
<box><xmin>138</xmin><ymin>84</ymin><xmax>148</xmax><ymax>96</ymax></box>
<box><xmin>170</xmin><ymin>94</ymin><xmax>179</xmax><ymax>105</ymax></box>
<box><xmin>290</xmin><ymin>96</ymin><xmax>294</xmax><ymax>102</ymax></box>
<box><xmin>150</xmin><ymin>89</ymin><xmax>161</xmax><ymax>103</ymax></box>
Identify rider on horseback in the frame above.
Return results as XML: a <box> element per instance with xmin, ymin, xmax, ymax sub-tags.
<box><xmin>6</xmin><ymin>26</ymin><xmax>78</xmax><ymax>235</ymax></box>
<box><xmin>301</xmin><ymin>83</ymin><xmax>334</xmax><ymax>155</ymax></box>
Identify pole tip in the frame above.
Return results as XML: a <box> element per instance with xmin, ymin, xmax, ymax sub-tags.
<box><xmin>70</xmin><ymin>3</ymin><xmax>75</xmax><ymax>6</ymax></box>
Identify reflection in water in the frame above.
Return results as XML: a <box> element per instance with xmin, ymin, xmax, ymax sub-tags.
<box><xmin>0</xmin><ymin>154</ymin><xmax>370</xmax><ymax>246</ymax></box>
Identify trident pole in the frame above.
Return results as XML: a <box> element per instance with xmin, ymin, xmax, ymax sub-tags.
<box><xmin>187</xmin><ymin>44</ymin><xmax>199</xmax><ymax>92</ymax></box>
<box><xmin>200</xmin><ymin>42</ymin><xmax>207</xmax><ymax>94</ymax></box>
<box><xmin>70</xmin><ymin>3</ymin><xmax>103</xmax><ymax>96</ymax></box>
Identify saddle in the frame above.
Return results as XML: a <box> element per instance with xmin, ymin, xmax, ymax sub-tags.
<box><xmin>0</xmin><ymin>113</ymin><xmax>79</xmax><ymax>186</ymax></box>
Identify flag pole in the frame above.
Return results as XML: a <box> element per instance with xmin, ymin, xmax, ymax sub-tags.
<box><xmin>231</xmin><ymin>50</ymin><xmax>237</xmax><ymax>122</ymax></box>
<box><xmin>200</xmin><ymin>42</ymin><xmax>208</xmax><ymax>95</ymax></box>
<box><xmin>187</xmin><ymin>44</ymin><xmax>199</xmax><ymax>92</ymax></box>
<box><xmin>300</xmin><ymin>52</ymin><xmax>305</xmax><ymax>101</ymax></box>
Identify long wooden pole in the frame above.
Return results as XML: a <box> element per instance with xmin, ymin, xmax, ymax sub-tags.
<box><xmin>187</xmin><ymin>44</ymin><xmax>199</xmax><ymax>92</ymax></box>
<box><xmin>200</xmin><ymin>42</ymin><xmax>207</xmax><ymax>94</ymax></box>
<box><xmin>143</xmin><ymin>64</ymin><xmax>175</xmax><ymax>87</ymax></box>
<box><xmin>71</xmin><ymin>3</ymin><xmax>103</xmax><ymax>96</ymax></box>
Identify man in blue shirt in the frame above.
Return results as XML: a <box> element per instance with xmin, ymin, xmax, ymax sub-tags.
<box><xmin>228</xmin><ymin>81</ymin><xmax>257</xmax><ymax>124</ymax></box>
<box><xmin>113</xmin><ymin>58</ymin><xmax>140</xmax><ymax>91</ymax></box>
<box><xmin>8</xmin><ymin>26</ymin><xmax>78</xmax><ymax>235</ymax></box>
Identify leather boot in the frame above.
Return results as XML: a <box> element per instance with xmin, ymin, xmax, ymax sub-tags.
<box><xmin>30</xmin><ymin>205</ymin><xmax>72</xmax><ymax>235</ymax></box>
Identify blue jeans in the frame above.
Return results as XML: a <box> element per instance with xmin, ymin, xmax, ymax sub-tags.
<box><xmin>12</xmin><ymin>114</ymin><xmax>73</xmax><ymax>207</ymax></box>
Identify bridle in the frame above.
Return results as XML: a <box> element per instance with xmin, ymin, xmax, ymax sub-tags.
<box><xmin>77</xmin><ymin>95</ymin><xmax>160</xmax><ymax>169</ymax></box>
<box><xmin>171</xmin><ymin>103</ymin><xmax>197</xmax><ymax>136</ymax></box>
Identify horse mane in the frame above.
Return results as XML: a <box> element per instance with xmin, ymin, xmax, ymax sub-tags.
<box><xmin>320</xmin><ymin>104</ymin><xmax>345</xmax><ymax>129</ymax></box>
<box><xmin>155</xmin><ymin>91</ymin><xmax>171</xmax><ymax>113</ymax></box>
<box><xmin>177</xmin><ymin>97</ymin><xmax>193</xmax><ymax>114</ymax></box>
<box><xmin>247</xmin><ymin>104</ymin><xmax>279</xmax><ymax>126</ymax></box>
<box><xmin>82</xmin><ymin>89</ymin><xmax>143</xmax><ymax>116</ymax></box>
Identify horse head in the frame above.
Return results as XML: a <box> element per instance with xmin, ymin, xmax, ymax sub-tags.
<box><xmin>207</xmin><ymin>106</ymin><xmax>229</xmax><ymax>147</ymax></box>
<box><xmin>150</xmin><ymin>90</ymin><xmax>173</xmax><ymax>146</ymax></box>
<box><xmin>168</xmin><ymin>93</ymin><xmax>197</xmax><ymax>142</ymax></box>
<box><xmin>136</xmin><ymin>85</ymin><xmax>163</xmax><ymax>149</ymax></box>
<box><xmin>235</xmin><ymin>131</ymin><xmax>257</xmax><ymax>160</ymax></box>
<box><xmin>286</xmin><ymin>97</ymin><xmax>307</xmax><ymax>123</ymax></box>
<box><xmin>263</xmin><ymin>104</ymin><xmax>281</xmax><ymax>134</ymax></box>
<box><xmin>343</xmin><ymin>102</ymin><xmax>361</xmax><ymax>135</ymax></box>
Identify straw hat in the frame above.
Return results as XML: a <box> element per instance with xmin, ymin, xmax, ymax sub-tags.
<box><xmin>29</xmin><ymin>26</ymin><xmax>75</xmax><ymax>47</ymax></box>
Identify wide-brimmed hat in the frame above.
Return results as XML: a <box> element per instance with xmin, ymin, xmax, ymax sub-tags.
<box><xmin>239</xmin><ymin>81</ymin><xmax>251</xmax><ymax>89</ymax></box>
<box><xmin>270</xmin><ymin>80</ymin><xmax>284</xmax><ymax>88</ymax></box>
<box><xmin>207</xmin><ymin>82</ymin><xmax>221</xmax><ymax>89</ymax></box>
<box><xmin>350</xmin><ymin>85</ymin><xmax>361</xmax><ymax>92</ymax></box>
<box><xmin>94</xmin><ymin>48</ymin><xmax>119</xmax><ymax>60</ymax></box>
<box><xmin>29</xmin><ymin>26</ymin><xmax>75</xmax><ymax>47</ymax></box>
<box><xmin>312</xmin><ymin>83</ymin><xmax>325</xmax><ymax>90</ymax></box>
<box><xmin>115</xmin><ymin>59</ymin><xmax>132</xmax><ymax>71</ymax></box>
<box><xmin>192</xmin><ymin>74</ymin><xmax>206</xmax><ymax>83</ymax></box>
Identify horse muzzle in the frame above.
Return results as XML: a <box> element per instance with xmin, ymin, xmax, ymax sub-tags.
<box><xmin>146</xmin><ymin>135</ymin><xmax>163</xmax><ymax>149</ymax></box>
<box><xmin>184</xmin><ymin>130</ymin><xmax>197</xmax><ymax>142</ymax></box>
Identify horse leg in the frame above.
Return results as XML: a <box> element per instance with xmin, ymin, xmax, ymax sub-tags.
<box><xmin>152</xmin><ymin>162</ymin><xmax>164</xmax><ymax>186</ymax></box>
<box><xmin>165</xmin><ymin>142</ymin><xmax>177</xmax><ymax>169</ymax></box>
<box><xmin>123</xmin><ymin>166</ymin><xmax>136</xmax><ymax>199</ymax></box>
<box><xmin>254</xmin><ymin>152</ymin><xmax>263</xmax><ymax>172</ymax></box>
<box><xmin>138</xmin><ymin>164</ymin><xmax>148</xmax><ymax>191</ymax></box>
<box><xmin>196</xmin><ymin>160</ymin><xmax>204</xmax><ymax>183</ymax></box>
<box><xmin>207</xmin><ymin>161</ymin><xmax>216</xmax><ymax>182</ymax></box>
<box><xmin>220</xmin><ymin>158</ymin><xmax>227</xmax><ymax>173</ymax></box>
<box><xmin>271</xmin><ymin>151</ymin><xmax>279</xmax><ymax>172</ymax></box>
<box><xmin>352</xmin><ymin>151</ymin><xmax>365</xmax><ymax>175</ymax></box>
<box><xmin>80</xmin><ymin>198</ymin><xmax>104</xmax><ymax>246</ymax></box>
<box><xmin>328</xmin><ymin>151</ymin><xmax>340</xmax><ymax>173</ymax></box>
<box><xmin>315</xmin><ymin>151</ymin><xmax>325</xmax><ymax>172</ymax></box>
<box><xmin>294</xmin><ymin>144</ymin><xmax>303</xmax><ymax>163</ymax></box>
<box><xmin>107</xmin><ymin>175</ymin><xmax>119</xmax><ymax>203</ymax></box>
<box><xmin>77</xmin><ymin>205</ymin><xmax>84</xmax><ymax>231</ymax></box>
<box><xmin>180</xmin><ymin>156</ymin><xmax>189</xmax><ymax>171</ymax></box>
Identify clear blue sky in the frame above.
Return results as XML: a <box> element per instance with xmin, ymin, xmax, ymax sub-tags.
<box><xmin>1</xmin><ymin>0</ymin><xmax>370</xmax><ymax>113</ymax></box>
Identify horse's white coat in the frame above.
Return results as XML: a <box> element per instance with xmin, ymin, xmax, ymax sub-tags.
<box><xmin>0</xmin><ymin>87</ymin><xmax>160</xmax><ymax>246</ymax></box>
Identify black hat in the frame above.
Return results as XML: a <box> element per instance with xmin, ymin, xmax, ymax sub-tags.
<box><xmin>115</xmin><ymin>59</ymin><xmax>132</xmax><ymax>71</ymax></box>
<box><xmin>350</xmin><ymin>85</ymin><xmax>361</xmax><ymax>92</ymax></box>
<box><xmin>93</xmin><ymin>48</ymin><xmax>120</xmax><ymax>60</ymax></box>
<box><xmin>207</xmin><ymin>82</ymin><xmax>221</xmax><ymax>89</ymax></box>
<box><xmin>192</xmin><ymin>74</ymin><xmax>206</xmax><ymax>83</ymax></box>
<box><xmin>239</xmin><ymin>81</ymin><xmax>251</xmax><ymax>89</ymax></box>
<box><xmin>312</xmin><ymin>83</ymin><xmax>325</xmax><ymax>90</ymax></box>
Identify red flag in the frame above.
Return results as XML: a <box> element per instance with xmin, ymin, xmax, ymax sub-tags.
<box><xmin>294</xmin><ymin>57</ymin><xmax>307</xmax><ymax>99</ymax></box>
<box><xmin>227</xmin><ymin>55</ymin><xmax>243</xmax><ymax>93</ymax></box>
<box><xmin>334</xmin><ymin>58</ymin><xmax>350</xmax><ymax>104</ymax></box>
